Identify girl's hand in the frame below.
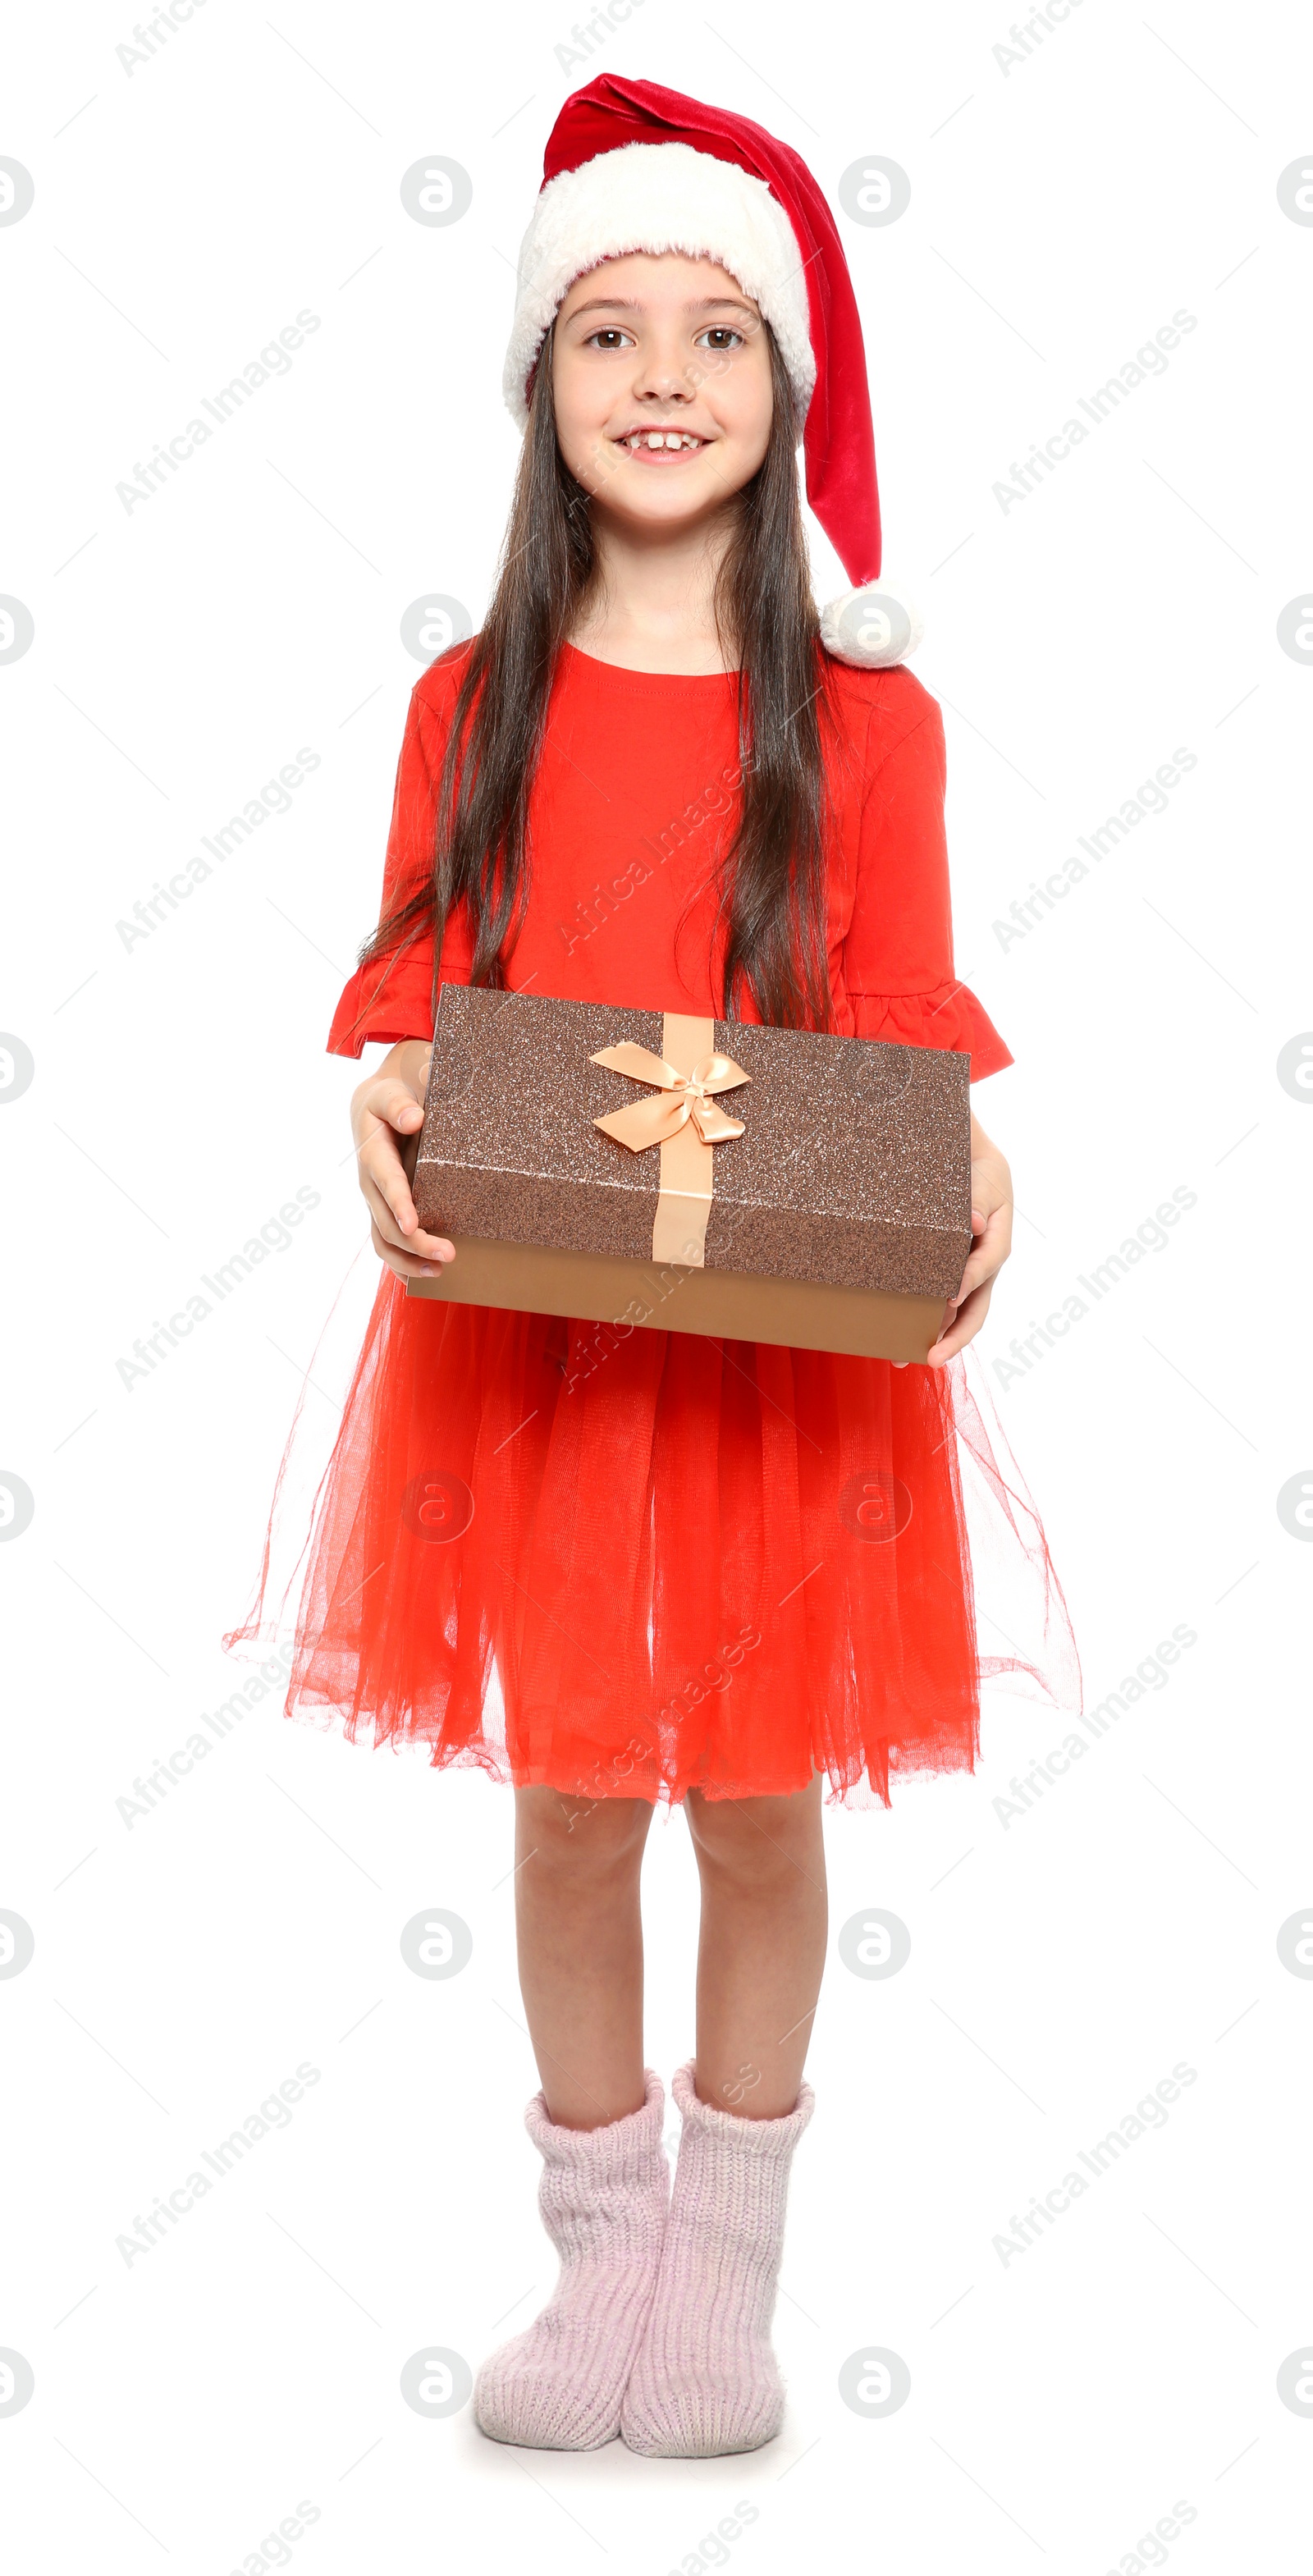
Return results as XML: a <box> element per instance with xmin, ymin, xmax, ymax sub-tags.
<box><xmin>349</xmin><ymin>1038</ymin><xmax>455</xmax><ymax>1279</ymax></box>
<box><xmin>926</xmin><ymin>1113</ymin><xmax>1013</xmax><ymax>1366</ymax></box>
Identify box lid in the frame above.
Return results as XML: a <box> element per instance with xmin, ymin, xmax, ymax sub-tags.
<box><xmin>414</xmin><ymin>986</ymin><xmax>972</xmax><ymax>1298</ymax></box>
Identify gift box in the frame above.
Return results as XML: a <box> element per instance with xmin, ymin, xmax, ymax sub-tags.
<box><xmin>405</xmin><ymin>986</ymin><xmax>972</xmax><ymax>1362</ymax></box>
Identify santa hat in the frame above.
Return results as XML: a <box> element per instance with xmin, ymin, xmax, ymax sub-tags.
<box><xmin>503</xmin><ymin>75</ymin><xmax>922</xmax><ymax>670</ymax></box>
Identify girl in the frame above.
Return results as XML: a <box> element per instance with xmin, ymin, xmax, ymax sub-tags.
<box><xmin>232</xmin><ymin>75</ymin><xmax>1075</xmax><ymax>2459</ymax></box>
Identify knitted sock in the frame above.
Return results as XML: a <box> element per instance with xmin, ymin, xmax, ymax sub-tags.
<box><xmin>620</xmin><ymin>2059</ymin><xmax>815</xmax><ymax>2458</ymax></box>
<box><xmin>473</xmin><ymin>2068</ymin><xmax>669</xmax><ymax>2450</ymax></box>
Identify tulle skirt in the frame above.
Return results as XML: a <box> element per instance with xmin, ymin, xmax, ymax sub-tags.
<box><xmin>226</xmin><ymin>1269</ymin><xmax>1080</xmax><ymax>1809</ymax></box>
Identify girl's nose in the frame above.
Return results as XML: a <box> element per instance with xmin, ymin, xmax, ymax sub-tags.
<box><xmin>632</xmin><ymin>350</ymin><xmax>693</xmax><ymax>404</ymax></box>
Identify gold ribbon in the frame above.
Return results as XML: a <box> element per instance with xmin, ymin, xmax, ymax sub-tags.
<box><xmin>590</xmin><ymin>1012</ymin><xmax>750</xmax><ymax>1267</ymax></box>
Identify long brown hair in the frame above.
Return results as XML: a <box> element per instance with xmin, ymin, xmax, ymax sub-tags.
<box><xmin>356</xmin><ymin>322</ymin><xmax>835</xmax><ymax>1031</ymax></box>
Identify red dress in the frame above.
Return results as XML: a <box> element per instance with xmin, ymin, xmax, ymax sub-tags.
<box><xmin>231</xmin><ymin>642</ymin><xmax>1077</xmax><ymax>1805</ymax></box>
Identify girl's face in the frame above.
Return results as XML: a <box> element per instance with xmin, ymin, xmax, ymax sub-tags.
<box><xmin>551</xmin><ymin>254</ymin><xmax>775</xmax><ymax>532</ymax></box>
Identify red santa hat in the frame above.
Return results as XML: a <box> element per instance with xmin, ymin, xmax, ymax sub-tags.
<box><xmin>503</xmin><ymin>75</ymin><xmax>922</xmax><ymax>669</ymax></box>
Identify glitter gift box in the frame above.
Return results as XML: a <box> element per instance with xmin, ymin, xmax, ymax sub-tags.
<box><xmin>406</xmin><ymin>986</ymin><xmax>972</xmax><ymax>1362</ymax></box>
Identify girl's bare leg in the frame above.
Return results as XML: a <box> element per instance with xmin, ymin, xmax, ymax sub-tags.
<box><xmin>683</xmin><ymin>1775</ymin><xmax>828</xmax><ymax>2117</ymax></box>
<box><xmin>512</xmin><ymin>1782</ymin><xmax>655</xmax><ymax>2130</ymax></box>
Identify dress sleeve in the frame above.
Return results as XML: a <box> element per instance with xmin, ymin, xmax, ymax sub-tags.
<box><xmin>326</xmin><ymin>679</ymin><xmax>474</xmax><ymax>1059</ymax></box>
<box><xmin>841</xmin><ymin>696</ymin><xmax>1013</xmax><ymax>1082</ymax></box>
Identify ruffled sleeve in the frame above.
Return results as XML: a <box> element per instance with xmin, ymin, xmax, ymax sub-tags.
<box><xmin>327</xmin><ymin>669</ymin><xmax>474</xmax><ymax>1059</ymax></box>
<box><xmin>839</xmin><ymin>684</ymin><xmax>1013</xmax><ymax>1082</ymax></box>
<box><xmin>849</xmin><ymin>980</ymin><xmax>1012</xmax><ymax>1075</ymax></box>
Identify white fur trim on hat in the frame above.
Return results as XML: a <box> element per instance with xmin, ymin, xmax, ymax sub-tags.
<box><xmin>503</xmin><ymin>140</ymin><xmax>815</xmax><ymax>428</ymax></box>
<box><xmin>820</xmin><ymin>580</ymin><xmax>924</xmax><ymax>669</ymax></box>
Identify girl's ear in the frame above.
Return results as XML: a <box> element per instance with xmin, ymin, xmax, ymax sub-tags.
<box><xmin>820</xmin><ymin>579</ymin><xmax>924</xmax><ymax>669</ymax></box>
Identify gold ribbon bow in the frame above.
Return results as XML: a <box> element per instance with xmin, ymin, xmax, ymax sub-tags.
<box><xmin>589</xmin><ymin>1012</ymin><xmax>751</xmax><ymax>1267</ymax></box>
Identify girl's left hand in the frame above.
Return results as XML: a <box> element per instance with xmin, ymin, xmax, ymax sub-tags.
<box><xmin>926</xmin><ymin>1114</ymin><xmax>1013</xmax><ymax>1366</ymax></box>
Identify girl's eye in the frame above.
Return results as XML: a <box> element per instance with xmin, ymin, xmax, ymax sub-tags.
<box><xmin>696</xmin><ymin>327</ymin><xmax>744</xmax><ymax>351</ymax></box>
<box><xmin>585</xmin><ymin>328</ymin><xmax>634</xmax><ymax>350</ymax></box>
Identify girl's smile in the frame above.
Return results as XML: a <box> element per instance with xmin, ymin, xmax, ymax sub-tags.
<box><xmin>616</xmin><ymin>427</ymin><xmax>711</xmax><ymax>460</ymax></box>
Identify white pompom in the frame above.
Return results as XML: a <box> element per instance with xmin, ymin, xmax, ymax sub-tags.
<box><xmin>820</xmin><ymin>580</ymin><xmax>924</xmax><ymax>668</ymax></box>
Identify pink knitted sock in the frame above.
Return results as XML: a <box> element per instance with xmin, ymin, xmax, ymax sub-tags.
<box><xmin>473</xmin><ymin>2069</ymin><xmax>669</xmax><ymax>2450</ymax></box>
<box><xmin>620</xmin><ymin>2060</ymin><xmax>815</xmax><ymax>2458</ymax></box>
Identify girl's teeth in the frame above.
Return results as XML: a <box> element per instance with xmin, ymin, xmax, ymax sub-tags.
<box><xmin>628</xmin><ymin>432</ymin><xmax>700</xmax><ymax>451</ymax></box>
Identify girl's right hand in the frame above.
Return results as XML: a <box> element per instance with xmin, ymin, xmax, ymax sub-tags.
<box><xmin>349</xmin><ymin>1038</ymin><xmax>455</xmax><ymax>1279</ymax></box>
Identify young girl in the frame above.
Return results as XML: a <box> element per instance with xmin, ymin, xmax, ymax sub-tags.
<box><xmin>233</xmin><ymin>75</ymin><xmax>1075</xmax><ymax>2459</ymax></box>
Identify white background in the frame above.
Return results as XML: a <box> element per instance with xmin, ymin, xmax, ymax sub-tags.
<box><xmin>2</xmin><ymin>1</ymin><xmax>1310</xmax><ymax>2568</ymax></box>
